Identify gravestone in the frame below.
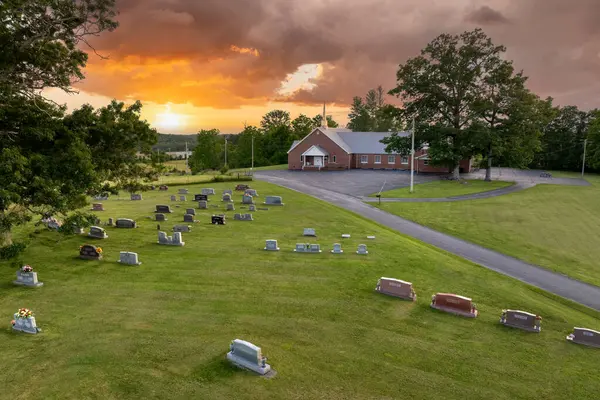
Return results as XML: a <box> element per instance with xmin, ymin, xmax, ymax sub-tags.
<box><xmin>155</xmin><ymin>213</ymin><xmax>167</xmax><ymax>221</ymax></box>
<box><xmin>107</xmin><ymin>218</ymin><xmax>114</xmax><ymax>226</ymax></box>
<box><xmin>303</xmin><ymin>228</ymin><xmax>316</xmax><ymax>237</ymax></box>
<box><xmin>331</xmin><ymin>243</ymin><xmax>343</xmax><ymax>254</ymax></box>
<box><xmin>186</xmin><ymin>208</ymin><xmax>196</xmax><ymax>216</ymax></box>
<box><xmin>91</xmin><ymin>203</ymin><xmax>104</xmax><ymax>211</ymax></box>
<box><xmin>357</xmin><ymin>244</ymin><xmax>368</xmax><ymax>255</ymax></box>
<box><xmin>118</xmin><ymin>251</ymin><xmax>142</xmax><ymax>265</ymax></box>
<box><xmin>150</xmin><ymin>185</ymin><xmax>156</xmax><ymax>190</ymax></box>
<box><xmin>233</xmin><ymin>213</ymin><xmax>253</xmax><ymax>221</ymax></box>
<box><xmin>430</xmin><ymin>293</ymin><xmax>478</xmax><ymax>318</ymax></box>
<box><xmin>264</xmin><ymin>196</ymin><xmax>283</xmax><ymax>206</ymax></box>
<box><xmin>264</xmin><ymin>240</ymin><xmax>280</xmax><ymax>251</ymax></box>
<box><xmin>245</xmin><ymin>189</ymin><xmax>258</xmax><ymax>197</ymax></box>
<box><xmin>235</xmin><ymin>184</ymin><xmax>250</xmax><ymax>191</ymax></box>
<box><xmin>73</xmin><ymin>226</ymin><xmax>84</xmax><ymax>234</ymax></box>
<box><xmin>178</xmin><ymin>188</ymin><xmax>189</xmax><ymax>194</ymax></box>
<box><xmin>367</xmin><ymin>236</ymin><xmax>376</xmax><ymax>240</ymax></box>
<box><xmin>294</xmin><ymin>243</ymin><xmax>321</xmax><ymax>253</ymax></box>
<box><xmin>567</xmin><ymin>327</ymin><xmax>600</xmax><ymax>348</ymax></box>
<box><xmin>194</xmin><ymin>194</ymin><xmax>208</xmax><ymax>202</ymax></box>
<box><xmin>93</xmin><ymin>194</ymin><xmax>109</xmax><ymax>201</ymax></box>
<box><xmin>170</xmin><ymin>195</ymin><xmax>177</xmax><ymax>201</ymax></box>
<box><xmin>155</xmin><ymin>205</ymin><xmax>172</xmax><ymax>213</ymax></box>
<box><xmin>227</xmin><ymin>339</ymin><xmax>272</xmax><ymax>376</ymax></box>
<box><xmin>157</xmin><ymin>231</ymin><xmax>185</xmax><ymax>246</ymax></box>
<box><xmin>223</xmin><ymin>189</ymin><xmax>233</xmax><ymax>195</ymax></box>
<box><xmin>130</xmin><ymin>194</ymin><xmax>142</xmax><ymax>201</ymax></box>
<box><xmin>341</xmin><ymin>234</ymin><xmax>351</xmax><ymax>238</ymax></box>
<box><xmin>173</xmin><ymin>225</ymin><xmax>192</xmax><ymax>232</ymax></box>
<box><xmin>179</xmin><ymin>195</ymin><xmax>187</xmax><ymax>201</ymax></box>
<box><xmin>201</xmin><ymin>188</ymin><xmax>215</xmax><ymax>195</ymax></box>
<box><xmin>88</xmin><ymin>226</ymin><xmax>108</xmax><ymax>239</ymax></box>
<box><xmin>222</xmin><ymin>193</ymin><xmax>232</xmax><ymax>202</ymax></box>
<box><xmin>79</xmin><ymin>244</ymin><xmax>102</xmax><ymax>260</ymax></box>
<box><xmin>159</xmin><ymin>185</ymin><xmax>169</xmax><ymax>191</ymax></box>
<box><xmin>115</xmin><ymin>218</ymin><xmax>136</xmax><ymax>229</ymax></box>
<box><xmin>13</xmin><ymin>267</ymin><xmax>43</xmax><ymax>287</ymax></box>
<box><xmin>183</xmin><ymin>214</ymin><xmax>194</xmax><ymax>223</ymax></box>
<box><xmin>198</xmin><ymin>201</ymin><xmax>208</xmax><ymax>209</ymax></box>
<box><xmin>227</xmin><ymin>203</ymin><xmax>235</xmax><ymax>211</ymax></box>
<box><xmin>376</xmin><ymin>277</ymin><xmax>416</xmax><ymax>301</ymax></box>
<box><xmin>211</xmin><ymin>215</ymin><xmax>226</xmax><ymax>225</ymax></box>
<box><xmin>242</xmin><ymin>194</ymin><xmax>254</xmax><ymax>205</ymax></box>
<box><xmin>12</xmin><ymin>309</ymin><xmax>41</xmax><ymax>334</ymax></box>
<box><xmin>500</xmin><ymin>310</ymin><xmax>542</xmax><ymax>332</ymax></box>
<box><xmin>42</xmin><ymin>216</ymin><xmax>62</xmax><ymax>230</ymax></box>
<box><xmin>249</xmin><ymin>205</ymin><xmax>256</xmax><ymax>212</ymax></box>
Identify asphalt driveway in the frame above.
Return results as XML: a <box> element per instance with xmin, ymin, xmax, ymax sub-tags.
<box><xmin>255</xmin><ymin>169</ymin><xmax>439</xmax><ymax>197</ymax></box>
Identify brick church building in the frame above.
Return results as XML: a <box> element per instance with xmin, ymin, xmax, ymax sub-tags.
<box><xmin>287</xmin><ymin>107</ymin><xmax>472</xmax><ymax>173</ymax></box>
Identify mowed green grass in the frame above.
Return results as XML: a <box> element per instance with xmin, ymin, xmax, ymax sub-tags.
<box><xmin>1</xmin><ymin>181</ymin><xmax>600</xmax><ymax>399</ymax></box>
<box><xmin>373</xmin><ymin>179</ymin><xmax>513</xmax><ymax>198</ymax></box>
<box><xmin>376</xmin><ymin>174</ymin><xmax>600</xmax><ymax>287</ymax></box>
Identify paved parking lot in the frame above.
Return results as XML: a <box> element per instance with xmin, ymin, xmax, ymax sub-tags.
<box><xmin>254</xmin><ymin>169</ymin><xmax>439</xmax><ymax>197</ymax></box>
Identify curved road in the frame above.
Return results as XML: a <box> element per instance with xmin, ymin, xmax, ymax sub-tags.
<box><xmin>256</xmin><ymin>173</ymin><xmax>600</xmax><ymax>311</ymax></box>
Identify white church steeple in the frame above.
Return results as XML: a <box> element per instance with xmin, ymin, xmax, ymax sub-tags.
<box><xmin>321</xmin><ymin>102</ymin><xmax>327</xmax><ymax>129</ymax></box>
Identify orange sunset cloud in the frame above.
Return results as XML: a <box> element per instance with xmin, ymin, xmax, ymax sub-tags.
<box><xmin>45</xmin><ymin>0</ymin><xmax>600</xmax><ymax>133</ymax></box>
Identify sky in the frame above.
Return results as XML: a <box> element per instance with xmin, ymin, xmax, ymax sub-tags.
<box><xmin>45</xmin><ymin>0</ymin><xmax>600</xmax><ymax>134</ymax></box>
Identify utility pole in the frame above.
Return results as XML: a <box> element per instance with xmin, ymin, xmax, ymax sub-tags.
<box><xmin>582</xmin><ymin>138</ymin><xmax>588</xmax><ymax>177</ymax></box>
<box><xmin>251</xmin><ymin>134</ymin><xmax>254</xmax><ymax>171</ymax></box>
<box><xmin>225</xmin><ymin>138</ymin><xmax>228</xmax><ymax>166</ymax></box>
<box><xmin>410</xmin><ymin>117</ymin><xmax>415</xmax><ymax>193</ymax></box>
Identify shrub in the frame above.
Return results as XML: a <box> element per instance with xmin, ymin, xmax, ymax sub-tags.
<box><xmin>219</xmin><ymin>164</ymin><xmax>229</xmax><ymax>175</ymax></box>
<box><xmin>210</xmin><ymin>175</ymin><xmax>253</xmax><ymax>183</ymax></box>
<box><xmin>0</xmin><ymin>242</ymin><xmax>27</xmax><ymax>260</ymax></box>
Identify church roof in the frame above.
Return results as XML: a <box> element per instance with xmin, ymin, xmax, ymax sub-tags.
<box><xmin>288</xmin><ymin>128</ymin><xmax>410</xmax><ymax>154</ymax></box>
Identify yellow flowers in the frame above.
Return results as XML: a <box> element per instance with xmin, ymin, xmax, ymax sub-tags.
<box><xmin>16</xmin><ymin>308</ymin><xmax>33</xmax><ymax>319</ymax></box>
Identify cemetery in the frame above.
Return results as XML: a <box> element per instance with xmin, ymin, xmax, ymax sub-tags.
<box><xmin>2</xmin><ymin>180</ymin><xmax>600</xmax><ymax>399</ymax></box>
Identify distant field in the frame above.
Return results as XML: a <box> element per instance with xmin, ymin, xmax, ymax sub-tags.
<box><xmin>376</xmin><ymin>173</ymin><xmax>600</xmax><ymax>287</ymax></box>
<box><xmin>372</xmin><ymin>179</ymin><xmax>513</xmax><ymax>198</ymax></box>
<box><xmin>2</xmin><ymin>180</ymin><xmax>599</xmax><ymax>399</ymax></box>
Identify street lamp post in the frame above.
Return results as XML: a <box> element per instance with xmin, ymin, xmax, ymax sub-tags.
<box><xmin>410</xmin><ymin>117</ymin><xmax>415</xmax><ymax>193</ymax></box>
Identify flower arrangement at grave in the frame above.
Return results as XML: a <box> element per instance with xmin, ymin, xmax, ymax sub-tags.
<box><xmin>21</xmin><ymin>265</ymin><xmax>33</xmax><ymax>273</ymax></box>
<box><xmin>15</xmin><ymin>308</ymin><xmax>33</xmax><ymax>320</ymax></box>
<box><xmin>96</xmin><ymin>247</ymin><xmax>103</xmax><ymax>254</ymax></box>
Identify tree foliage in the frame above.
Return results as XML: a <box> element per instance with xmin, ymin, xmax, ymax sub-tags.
<box><xmin>386</xmin><ymin>29</ymin><xmax>507</xmax><ymax>177</ymax></box>
<box><xmin>347</xmin><ymin>86</ymin><xmax>401</xmax><ymax>132</ymax></box>
<box><xmin>188</xmin><ymin>129</ymin><xmax>222</xmax><ymax>173</ymax></box>
<box><xmin>0</xmin><ymin>0</ymin><xmax>159</xmax><ymax>251</ymax></box>
<box><xmin>586</xmin><ymin>111</ymin><xmax>600</xmax><ymax>170</ymax></box>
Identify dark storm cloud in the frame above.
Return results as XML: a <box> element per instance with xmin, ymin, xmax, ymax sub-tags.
<box><xmin>81</xmin><ymin>0</ymin><xmax>600</xmax><ymax>110</ymax></box>
<box><xmin>465</xmin><ymin>6</ymin><xmax>509</xmax><ymax>24</ymax></box>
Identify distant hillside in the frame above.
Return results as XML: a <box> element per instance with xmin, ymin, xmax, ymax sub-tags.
<box><xmin>153</xmin><ymin>134</ymin><xmax>197</xmax><ymax>152</ymax></box>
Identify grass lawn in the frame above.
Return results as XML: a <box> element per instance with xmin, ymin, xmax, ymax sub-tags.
<box><xmin>372</xmin><ymin>179</ymin><xmax>513</xmax><ymax>198</ymax></box>
<box><xmin>2</xmin><ymin>181</ymin><xmax>600</xmax><ymax>399</ymax></box>
<box><xmin>376</xmin><ymin>174</ymin><xmax>600</xmax><ymax>287</ymax></box>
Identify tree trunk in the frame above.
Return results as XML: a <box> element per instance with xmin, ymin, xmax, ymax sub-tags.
<box><xmin>0</xmin><ymin>230</ymin><xmax>12</xmax><ymax>247</ymax></box>
<box><xmin>452</xmin><ymin>164</ymin><xmax>460</xmax><ymax>180</ymax></box>
<box><xmin>485</xmin><ymin>145</ymin><xmax>492</xmax><ymax>182</ymax></box>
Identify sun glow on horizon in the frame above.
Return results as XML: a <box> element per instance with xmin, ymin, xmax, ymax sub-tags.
<box><xmin>154</xmin><ymin>104</ymin><xmax>185</xmax><ymax>131</ymax></box>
